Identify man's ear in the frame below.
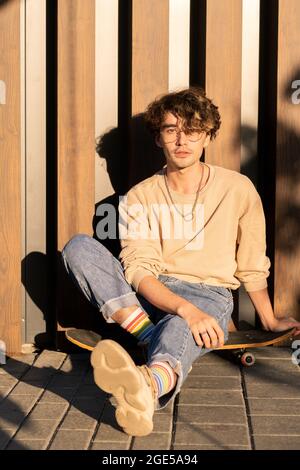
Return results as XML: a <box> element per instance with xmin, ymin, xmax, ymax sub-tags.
<box><xmin>155</xmin><ymin>134</ymin><xmax>163</xmax><ymax>148</ymax></box>
<box><xmin>203</xmin><ymin>134</ymin><xmax>211</xmax><ymax>148</ymax></box>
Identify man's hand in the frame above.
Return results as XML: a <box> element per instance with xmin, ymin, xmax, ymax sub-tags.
<box><xmin>268</xmin><ymin>316</ymin><xmax>300</xmax><ymax>336</ymax></box>
<box><xmin>177</xmin><ymin>302</ymin><xmax>225</xmax><ymax>348</ymax></box>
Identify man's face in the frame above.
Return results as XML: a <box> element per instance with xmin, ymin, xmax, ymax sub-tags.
<box><xmin>155</xmin><ymin>112</ymin><xmax>210</xmax><ymax>170</ymax></box>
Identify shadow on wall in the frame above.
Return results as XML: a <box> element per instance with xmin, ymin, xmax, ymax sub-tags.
<box><xmin>235</xmin><ymin>66</ymin><xmax>300</xmax><ymax>318</ymax></box>
<box><xmin>93</xmin><ymin>113</ymin><xmax>165</xmax><ymax>258</ymax></box>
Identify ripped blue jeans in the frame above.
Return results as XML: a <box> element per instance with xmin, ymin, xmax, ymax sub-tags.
<box><xmin>61</xmin><ymin>234</ymin><xmax>234</xmax><ymax>409</ymax></box>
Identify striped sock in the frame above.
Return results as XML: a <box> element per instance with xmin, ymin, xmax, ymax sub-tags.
<box><xmin>120</xmin><ymin>307</ymin><xmax>155</xmax><ymax>343</ymax></box>
<box><xmin>149</xmin><ymin>361</ymin><xmax>177</xmax><ymax>398</ymax></box>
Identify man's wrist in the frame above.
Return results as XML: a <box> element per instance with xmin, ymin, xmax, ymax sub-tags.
<box><xmin>260</xmin><ymin>315</ymin><xmax>277</xmax><ymax>331</ymax></box>
<box><xmin>176</xmin><ymin>300</ymin><xmax>204</xmax><ymax>319</ymax></box>
<box><xmin>176</xmin><ymin>300</ymin><xmax>191</xmax><ymax>319</ymax></box>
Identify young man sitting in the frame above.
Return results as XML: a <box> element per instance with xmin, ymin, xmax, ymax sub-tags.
<box><xmin>61</xmin><ymin>87</ymin><xmax>300</xmax><ymax>437</ymax></box>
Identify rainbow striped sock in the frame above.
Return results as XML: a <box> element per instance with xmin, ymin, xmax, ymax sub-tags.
<box><xmin>149</xmin><ymin>361</ymin><xmax>177</xmax><ymax>398</ymax></box>
<box><xmin>120</xmin><ymin>307</ymin><xmax>155</xmax><ymax>343</ymax></box>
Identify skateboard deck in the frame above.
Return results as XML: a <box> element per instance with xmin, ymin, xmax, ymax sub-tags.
<box><xmin>65</xmin><ymin>325</ymin><xmax>295</xmax><ymax>366</ymax></box>
<box><xmin>214</xmin><ymin>325</ymin><xmax>295</xmax><ymax>366</ymax></box>
<box><xmin>65</xmin><ymin>329</ymin><xmax>102</xmax><ymax>351</ymax></box>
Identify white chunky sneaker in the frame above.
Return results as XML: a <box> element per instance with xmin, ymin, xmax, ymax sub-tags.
<box><xmin>90</xmin><ymin>339</ymin><xmax>157</xmax><ymax>436</ymax></box>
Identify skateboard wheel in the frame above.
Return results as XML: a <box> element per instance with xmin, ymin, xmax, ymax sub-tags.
<box><xmin>241</xmin><ymin>352</ymin><xmax>255</xmax><ymax>367</ymax></box>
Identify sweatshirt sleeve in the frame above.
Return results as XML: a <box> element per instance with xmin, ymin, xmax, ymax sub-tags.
<box><xmin>235</xmin><ymin>182</ymin><xmax>271</xmax><ymax>292</ymax></box>
<box><xmin>118</xmin><ymin>187</ymin><xmax>163</xmax><ymax>292</ymax></box>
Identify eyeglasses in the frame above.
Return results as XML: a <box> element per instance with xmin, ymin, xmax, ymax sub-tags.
<box><xmin>160</xmin><ymin>127</ymin><xmax>204</xmax><ymax>144</ymax></box>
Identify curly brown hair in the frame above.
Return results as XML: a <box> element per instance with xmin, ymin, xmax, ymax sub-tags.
<box><xmin>144</xmin><ymin>87</ymin><xmax>221</xmax><ymax>140</ymax></box>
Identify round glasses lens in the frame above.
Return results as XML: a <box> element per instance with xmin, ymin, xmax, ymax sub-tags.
<box><xmin>161</xmin><ymin>129</ymin><xmax>202</xmax><ymax>143</ymax></box>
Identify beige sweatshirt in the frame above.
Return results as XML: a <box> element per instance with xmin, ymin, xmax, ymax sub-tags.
<box><xmin>118</xmin><ymin>163</ymin><xmax>271</xmax><ymax>293</ymax></box>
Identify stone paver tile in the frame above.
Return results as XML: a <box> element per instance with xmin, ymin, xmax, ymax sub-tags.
<box><xmin>183</xmin><ymin>376</ymin><xmax>241</xmax><ymax>390</ymax></box>
<box><xmin>244</xmin><ymin>359</ymin><xmax>300</xmax><ymax>378</ymax></box>
<box><xmin>91</xmin><ymin>441</ymin><xmax>130</xmax><ymax>450</ymax></box>
<box><xmin>173</xmin><ymin>444</ymin><xmax>250</xmax><ymax>450</ymax></box>
<box><xmin>252</xmin><ymin>416</ymin><xmax>300</xmax><ymax>435</ymax></box>
<box><xmin>60</xmin><ymin>412</ymin><xmax>97</xmax><ymax>430</ymax></box>
<box><xmin>68</xmin><ymin>353</ymin><xmax>91</xmax><ymax>362</ymax></box>
<box><xmin>177</xmin><ymin>405</ymin><xmax>247</xmax><ymax>425</ymax></box>
<box><xmin>0</xmin><ymin>388</ymin><xmax>12</xmax><ymax>401</ymax></box>
<box><xmin>245</xmin><ymin>383</ymin><xmax>300</xmax><ymax>399</ymax></box>
<box><xmin>174</xmin><ymin>423</ymin><xmax>250</xmax><ymax>447</ymax></box>
<box><xmin>0</xmin><ymin>429</ymin><xmax>17</xmax><ymax>450</ymax></box>
<box><xmin>83</xmin><ymin>372</ymin><xmax>95</xmax><ymax>384</ymax></box>
<box><xmin>93</xmin><ymin>404</ymin><xmax>128</xmax><ymax>442</ymax></box>
<box><xmin>70</xmin><ymin>397</ymin><xmax>107</xmax><ymax>414</ymax></box>
<box><xmin>0</xmin><ymin>376</ymin><xmax>19</xmax><ymax>387</ymax></box>
<box><xmin>47</xmin><ymin>375</ymin><xmax>83</xmax><ymax>388</ymax></box>
<box><xmin>13</xmin><ymin>419</ymin><xmax>58</xmax><ymax>440</ymax></box>
<box><xmin>9</xmin><ymin>382</ymin><xmax>43</xmax><ymax>396</ymax></box>
<box><xmin>74</xmin><ymin>384</ymin><xmax>106</xmax><ymax>399</ymax></box>
<box><xmin>248</xmin><ymin>398</ymin><xmax>300</xmax><ymax>415</ymax></box>
<box><xmin>153</xmin><ymin>413</ymin><xmax>173</xmax><ymax>433</ymax></box>
<box><xmin>179</xmin><ymin>389</ymin><xmax>244</xmax><ymax>406</ymax></box>
<box><xmin>22</xmin><ymin>369</ymin><xmax>57</xmax><ymax>382</ymax></box>
<box><xmin>251</xmin><ymin>347</ymin><xmax>293</xmax><ymax>359</ymax></box>
<box><xmin>7</xmin><ymin>439</ymin><xmax>47</xmax><ymax>450</ymax></box>
<box><xmin>0</xmin><ymin>394</ymin><xmax>38</xmax><ymax>415</ymax></box>
<box><xmin>254</xmin><ymin>435</ymin><xmax>300</xmax><ymax>450</ymax></box>
<box><xmin>0</xmin><ymin>412</ymin><xmax>25</xmax><ymax>431</ymax></box>
<box><xmin>59</xmin><ymin>357</ymin><xmax>89</xmax><ymax>374</ymax></box>
<box><xmin>34</xmin><ymin>351</ymin><xmax>66</xmax><ymax>369</ymax></box>
<box><xmin>156</xmin><ymin>398</ymin><xmax>175</xmax><ymax>415</ymax></box>
<box><xmin>29</xmin><ymin>403</ymin><xmax>68</xmax><ymax>419</ymax></box>
<box><xmin>94</xmin><ymin>422</ymin><xmax>128</xmax><ymax>442</ymax></box>
<box><xmin>39</xmin><ymin>389</ymin><xmax>74</xmax><ymax>403</ymax></box>
<box><xmin>132</xmin><ymin>433</ymin><xmax>171</xmax><ymax>450</ymax></box>
<box><xmin>189</xmin><ymin>363</ymin><xmax>240</xmax><ymax>377</ymax></box>
<box><xmin>193</xmin><ymin>353</ymin><xmax>229</xmax><ymax>365</ymax></box>
<box><xmin>9</xmin><ymin>354</ymin><xmax>37</xmax><ymax>366</ymax></box>
<box><xmin>49</xmin><ymin>430</ymin><xmax>94</xmax><ymax>450</ymax></box>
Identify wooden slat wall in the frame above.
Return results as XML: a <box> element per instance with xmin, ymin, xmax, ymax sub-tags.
<box><xmin>56</xmin><ymin>0</ymin><xmax>95</xmax><ymax>335</ymax></box>
<box><xmin>274</xmin><ymin>0</ymin><xmax>300</xmax><ymax>320</ymax></box>
<box><xmin>205</xmin><ymin>0</ymin><xmax>242</xmax><ymax>172</ymax></box>
<box><xmin>0</xmin><ymin>0</ymin><xmax>21</xmax><ymax>354</ymax></box>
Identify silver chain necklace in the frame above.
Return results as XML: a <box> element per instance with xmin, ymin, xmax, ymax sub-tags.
<box><xmin>164</xmin><ymin>163</ymin><xmax>208</xmax><ymax>221</ymax></box>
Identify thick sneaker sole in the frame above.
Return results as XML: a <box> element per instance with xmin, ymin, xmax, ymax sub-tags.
<box><xmin>90</xmin><ymin>339</ymin><xmax>153</xmax><ymax>436</ymax></box>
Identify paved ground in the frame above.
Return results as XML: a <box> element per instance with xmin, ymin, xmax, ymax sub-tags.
<box><xmin>1</xmin><ymin>345</ymin><xmax>300</xmax><ymax>450</ymax></box>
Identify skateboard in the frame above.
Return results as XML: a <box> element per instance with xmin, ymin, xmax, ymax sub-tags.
<box><xmin>65</xmin><ymin>325</ymin><xmax>295</xmax><ymax>367</ymax></box>
<box><xmin>65</xmin><ymin>329</ymin><xmax>102</xmax><ymax>351</ymax></box>
<box><xmin>215</xmin><ymin>323</ymin><xmax>295</xmax><ymax>366</ymax></box>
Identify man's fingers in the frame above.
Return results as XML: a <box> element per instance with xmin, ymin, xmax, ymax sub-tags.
<box><xmin>210</xmin><ymin>321</ymin><xmax>224</xmax><ymax>347</ymax></box>
<box><xmin>205</xmin><ymin>326</ymin><xmax>218</xmax><ymax>349</ymax></box>
<box><xmin>201</xmin><ymin>331</ymin><xmax>212</xmax><ymax>349</ymax></box>
<box><xmin>192</xmin><ymin>328</ymin><xmax>203</xmax><ymax>347</ymax></box>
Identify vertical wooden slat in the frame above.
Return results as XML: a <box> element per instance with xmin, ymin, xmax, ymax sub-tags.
<box><xmin>169</xmin><ymin>0</ymin><xmax>190</xmax><ymax>91</ymax></box>
<box><xmin>205</xmin><ymin>0</ymin><xmax>242</xmax><ymax>171</ymax></box>
<box><xmin>274</xmin><ymin>0</ymin><xmax>300</xmax><ymax>320</ymax></box>
<box><xmin>130</xmin><ymin>0</ymin><xmax>169</xmax><ymax>186</ymax></box>
<box><xmin>25</xmin><ymin>0</ymin><xmax>47</xmax><ymax>343</ymax></box>
<box><xmin>57</xmin><ymin>0</ymin><xmax>95</xmax><ymax>246</ymax></box>
<box><xmin>132</xmin><ymin>0</ymin><xmax>169</xmax><ymax>115</ymax></box>
<box><xmin>0</xmin><ymin>0</ymin><xmax>22</xmax><ymax>353</ymax></box>
<box><xmin>95</xmin><ymin>0</ymin><xmax>118</xmax><ymax>203</ymax></box>
<box><xmin>57</xmin><ymin>0</ymin><xmax>95</xmax><ymax>335</ymax></box>
<box><xmin>239</xmin><ymin>0</ymin><xmax>260</xmax><ymax>325</ymax></box>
